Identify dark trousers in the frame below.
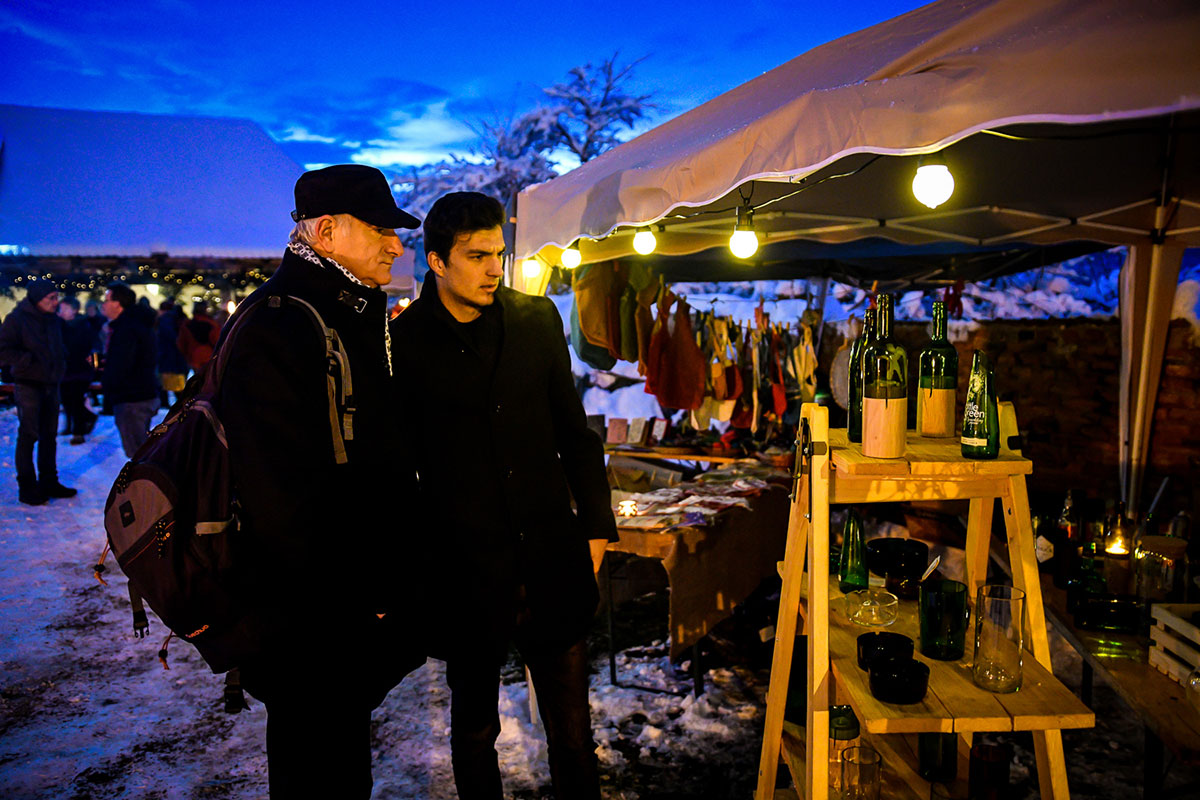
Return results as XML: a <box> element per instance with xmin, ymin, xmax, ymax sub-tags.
<box><xmin>13</xmin><ymin>382</ymin><xmax>59</xmax><ymax>484</ymax></box>
<box><xmin>60</xmin><ymin>378</ymin><xmax>95</xmax><ymax>435</ymax></box>
<box><xmin>239</xmin><ymin>613</ymin><xmax>420</xmax><ymax>799</ymax></box>
<box><xmin>447</xmin><ymin>636</ymin><xmax>600</xmax><ymax>800</ymax></box>
<box><xmin>113</xmin><ymin>397</ymin><xmax>159</xmax><ymax>458</ymax></box>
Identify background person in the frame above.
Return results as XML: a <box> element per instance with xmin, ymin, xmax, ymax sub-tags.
<box><xmin>155</xmin><ymin>299</ymin><xmax>189</xmax><ymax>408</ymax></box>
<box><xmin>57</xmin><ymin>296</ymin><xmax>98</xmax><ymax>444</ymax></box>
<box><xmin>177</xmin><ymin>301</ymin><xmax>220</xmax><ymax>373</ymax></box>
<box><xmin>391</xmin><ymin>192</ymin><xmax>617</xmax><ymax>800</ymax></box>
<box><xmin>100</xmin><ymin>283</ymin><xmax>159</xmax><ymax>458</ymax></box>
<box><xmin>0</xmin><ymin>280</ymin><xmax>76</xmax><ymax>504</ymax></box>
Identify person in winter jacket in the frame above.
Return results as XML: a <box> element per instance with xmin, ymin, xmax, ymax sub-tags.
<box><xmin>57</xmin><ymin>297</ymin><xmax>98</xmax><ymax>444</ymax></box>
<box><xmin>155</xmin><ymin>300</ymin><xmax>189</xmax><ymax>407</ymax></box>
<box><xmin>218</xmin><ymin>164</ymin><xmax>423</xmax><ymax>798</ymax></box>
<box><xmin>100</xmin><ymin>283</ymin><xmax>159</xmax><ymax>458</ymax></box>
<box><xmin>176</xmin><ymin>301</ymin><xmax>220</xmax><ymax>371</ymax></box>
<box><xmin>391</xmin><ymin>192</ymin><xmax>616</xmax><ymax>800</ymax></box>
<box><xmin>0</xmin><ymin>280</ymin><xmax>77</xmax><ymax>505</ymax></box>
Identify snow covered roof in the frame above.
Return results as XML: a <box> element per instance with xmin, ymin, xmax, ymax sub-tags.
<box><xmin>0</xmin><ymin>104</ymin><xmax>303</xmax><ymax>258</ymax></box>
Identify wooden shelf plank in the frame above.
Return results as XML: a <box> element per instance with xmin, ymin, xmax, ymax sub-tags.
<box><xmin>799</xmin><ymin>574</ymin><xmax>1091</xmax><ymax>733</ymax></box>
<box><xmin>826</xmin><ymin>428</ymin><xmax>1032</xmax><ymax>478</ymax></box>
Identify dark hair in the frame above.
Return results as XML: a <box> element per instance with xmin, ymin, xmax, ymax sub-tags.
<box><xmin>423</xmin><ymin>192</ymin><xmax>504</xmax><ymax>262</ymax></box>
<box><xmin>59</xmin><ymin>296</ymin><xmax>81</xmax><ymax>311</ymax></box>
<box><xmin>158</xmin><ymin>299</ymin><xmax>175</xmax><ymax>312</ymax></box>
<box><xmin>193</xmin><ymin>301</ymin><xmax>209</xmax><ymax>316</ymax></box>
<box><xmin>106</xmin><ymin>283</ymin><xmax>136</xmax><ymax>310</ymax></box>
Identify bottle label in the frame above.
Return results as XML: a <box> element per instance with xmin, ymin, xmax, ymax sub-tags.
<box><xmin>862</xmin><ymin>396</ymin><xmax>907</xmax><ymax>458</ymax></box>
<box><xmin>963</xmin><ymin>401</ymin><xmax>985</xmax><ymax>427</ymax></box>
<box><xmin>1034</xmin><ymin>535</ymin><xmax>1055</xmax><ymax>563</ymax></box>
<box><xmin>961</xmin><ymin>436</ymin><xmax>988</xmax><ymax>447</ymax></box>
<box><xmin>917</xmin><ymin>387</ymin><xmax>956</xmax><ymax>438</ymax></box>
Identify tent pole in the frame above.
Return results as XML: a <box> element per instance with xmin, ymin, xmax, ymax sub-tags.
<box><xmin>1118</xmin><ymin>244</ymin><xmax>1152</xmax><ymax>504</ymax></box>
<box><xmin>1128</xmin><ymin>207</ymin><xmax>1184</xmax><ymax>515</ymax></box>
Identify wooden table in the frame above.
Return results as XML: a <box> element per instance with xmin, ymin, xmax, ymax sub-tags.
<box><xmin>1037</xmin><ymin>573</ymin><xmax>1200</xmax><ymax>796</ymax></box>
<box><xmin>608</xmin><ymin>485</ymin><xmax>790</xmax><ymax>661</ymax></box>
<box><xmin>755</xmin><ymin>403</ymin><xmax>1093</xmax><ymax>800</ymax></box>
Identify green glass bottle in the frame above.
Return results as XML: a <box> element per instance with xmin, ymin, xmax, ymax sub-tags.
<box><xmin>847</xmin><ymin>308</ymin><xmax>875</xmax><ymax>443</ymax></box>
<box><xmin>838</xmin><ymin>510</ymin><xmax>869</xmax><ymax>593</ymax></box>
<box><xmin>917</xmin><ymin>300</ymin><xmax>958</xmax><ymax>438</ymax></box>
<box><xmin>861</xmin><ymin>293</ymin><xmax>908</xmax><ymax>458</ymax></box>
<box><xmin>961</xmin><ymin>350</ymin><xmax>999</xmax><ymax>459</ymax></box>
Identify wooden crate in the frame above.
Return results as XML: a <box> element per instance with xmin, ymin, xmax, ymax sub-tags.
<box><xmin>1149</xmin><ymin>603</ymin><xmax>1200</xmax><ymax>685</ymax></box>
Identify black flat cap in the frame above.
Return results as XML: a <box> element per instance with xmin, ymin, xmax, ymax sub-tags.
<box><xmin>292</xmin><ymin>164</ymin><xmax>420</xmax><ymax>229</ymax></box>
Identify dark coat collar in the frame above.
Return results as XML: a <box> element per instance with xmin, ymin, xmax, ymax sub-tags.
<box><xmin>411</xmin><ymin>274</ymin><xmax>507</xmax><ymax>346</ymax></box>
<box><xmin>268</xmin><ymin>248</ymin><xmax>386</xmax><ymax>313</ymax></box>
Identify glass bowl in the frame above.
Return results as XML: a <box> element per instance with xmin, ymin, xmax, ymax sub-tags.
<box><xmin>845</xmin><ymin>588</ymin><xmax>899</xmax><ymax>627</ymax></box>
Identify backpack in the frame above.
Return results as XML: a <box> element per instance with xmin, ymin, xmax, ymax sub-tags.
<box><xmin>97</xmin><ymin>294</ymin><xmax>355</xmax><ymax>674</ymax></box>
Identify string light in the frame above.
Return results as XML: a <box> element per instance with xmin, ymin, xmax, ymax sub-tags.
<box><xmin>560</xmin><ymin>243</ymin><xmax>582</xmax><ymax>269</ymax></box>
<box><xmin>728</xmin><ymin>206</ymin><xmax>759</xmax><ymax>259</ymax></box>
<box><xmin>632</xmin><ymin>227</ymin><xmax>657</xmax><ymax>255</ymax></box>
<box><xmin>912</xmin><ymin>152</ymin><xmax>955</xmax><ymax>209</ymax></box>
<box><xmin>522</xmin><ymin>258</ymin><xmax>544</xmax><ymax>279</ymax></box>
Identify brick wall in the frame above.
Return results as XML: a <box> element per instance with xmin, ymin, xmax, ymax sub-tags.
<box><xmin>818</xmin><ymin>318</ymin><xmax>1200</xmax><ymax>520</ymax></box>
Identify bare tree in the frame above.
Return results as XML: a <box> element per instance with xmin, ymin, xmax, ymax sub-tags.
<box><xmin>540</xmin><ymin>54</ymin><xmax>654</xmax><ymax>163</ymax></box>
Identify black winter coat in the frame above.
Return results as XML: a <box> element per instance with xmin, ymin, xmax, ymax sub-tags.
<box><xmin>62</xmin><ymin>316</ymin><xmax>96</xmax><ymax>382</ymax></box>
<box><xmin>101</xmin><ymin>306</ymin><xmax>158</xmax><ymax>404</ymax></box>
<box><xmin>390</xmin><ymin>278</ymin><xmax>616</xmax><ymax>658</ymax></box>
<box><xmin>0</xmin><ymin>298</ymin><xmax>66</xmax><ymax>384</ymax></box>
<box><xmin>219</xmin><ymin>249</ymin><xmax>416</xmax><ymax>648</ymax></box>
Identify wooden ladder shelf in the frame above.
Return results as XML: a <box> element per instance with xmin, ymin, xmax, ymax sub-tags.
<box><xmin>755</xmin><ymin>403</ymin><xmax>1094</xmax><ymax>800</ymax></box>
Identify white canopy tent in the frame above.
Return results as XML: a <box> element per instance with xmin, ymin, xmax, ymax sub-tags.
<box><xmin>515</xmin><ymin>0</ymin><xmax>1200</xmax><ymax>524</ymax></box>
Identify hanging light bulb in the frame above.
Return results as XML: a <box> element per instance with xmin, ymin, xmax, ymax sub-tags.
<box><xmin>912</xmin><ymin>153</ymin><xmax>955</xmax><ymax>209</ymax></box>
<box><xmin>522</xmin><ymin>258</ymin><xmax>544</xmax><ymax>279</ymax></box>
<box><xmin>632</xmin><ymin>226</ymin><xmax>657</xmax><ymax>255</ymax></box>
<box><xmin>560</xmin><ymin>243</ymin><xmax>582</xmax><ymax>269</ymax></box>
<box><xmin>728</xmin><ymin>206</ymin><xmax>759</xmax><ymax>259</ymax></box>
<box><xmin>226</xmin><ymin>299</ymin><xmax>238</xmax><ymax>315</ymax></box>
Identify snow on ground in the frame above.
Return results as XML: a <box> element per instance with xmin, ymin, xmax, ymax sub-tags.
<box><xmin>0</xmin><ymin>407</ymin><xmax>765</xmax><ymax>799</ymax></box>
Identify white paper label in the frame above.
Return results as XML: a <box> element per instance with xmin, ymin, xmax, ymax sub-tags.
<box><xmin>1034</xmin><ymin>535</ymin><xmax>1055</xmax><ymax>564</ymax></box>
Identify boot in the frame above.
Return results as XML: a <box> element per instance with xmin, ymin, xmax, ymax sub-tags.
<box><xmin>40</xmin><ymin>479</ymin><xmax>78</xmax><ymax>499</ymax></box>
<box><xmin>18</xmin><ymin>479</ymin><xmax>47</xmax><ymax>506</ymax></box>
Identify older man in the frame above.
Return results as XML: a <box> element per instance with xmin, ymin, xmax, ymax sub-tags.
<box><xmin>218</xmin><ymin>164</ymin><xmax>422</xmax><ymax>798</ymax></box>
<box><xmin>0</xmin><ymin>280</ymin><xmax>75</xmax><ymax>504</ymax></box>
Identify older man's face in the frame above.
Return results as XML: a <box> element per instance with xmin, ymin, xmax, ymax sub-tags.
<box><xmin>328</xmin><ymin>215</ymin><xmax>404</xmax><ymax>288</ymax></box>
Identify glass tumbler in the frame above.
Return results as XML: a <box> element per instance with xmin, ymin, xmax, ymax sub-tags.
<box><xmin>840</xmin><ymin>744</ymin><xmax>882</xmax><ymax>800</ymax></box>
<box><xmin>919</xmin><ymin>579</ymin><xmax>969</xmax><ymax>660</ymax></box>
<box><xmin>972</xmin><ymin>585</ymin><xmax>1026</xmax><ymax>693</ymax></box>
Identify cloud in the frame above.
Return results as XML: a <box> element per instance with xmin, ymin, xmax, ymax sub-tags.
<box><xmin>278</xmin><ymin>127</ymin><xmax>337</xmax><ymax>144</ymax></box>
<box><xmin>341</xmin><ymin>100</ymin><xmax>480</xmax><ymax>169</ymax></box>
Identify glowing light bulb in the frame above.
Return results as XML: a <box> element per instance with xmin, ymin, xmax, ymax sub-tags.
<box><xmin>522</xmin><ymin>258</ymin><xmax>544</xmax><ymax>279</ymax></box>
<box><xmin>632</xmin><ymin>227</ymin><xmax>657</xmax><ymax>255</ymax></box>
<box><xmin>729</xmin><ymin>229</ymin><xmax>759</xmax><ymax>259</ymax></box>
<box><xmin>560</xmin><ymin>244</ymin><xmax>582</xmax><ymax>269</ymax></box>
<box><xmin>226</xmin><ymin>300</ymin><xmax>237</xmax><ymax>315</ymax></box>
<box><xmin>618</xmin><ymin>499</ymin><xmax>639</xmax><ymax>517</ymax></box>
<box><xmin>729</xmin><ymin>206</ymin><xmax>759</xmax><ymax>258</ymax></box>
<box><xmin>912</xmin><ymin>161</ymin><xmax>955</xmax><ymax>209</ymax></box>
<box><xmin>146</xmin><ymin>284</ymin><xmax>160</xmax><ymax>296</ymax></box>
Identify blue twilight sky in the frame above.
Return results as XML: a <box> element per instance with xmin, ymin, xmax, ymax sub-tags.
<box><xmin>1</xmin><ymin>0</ymin><xmax>923</xmax><ymax>172</ymax></box>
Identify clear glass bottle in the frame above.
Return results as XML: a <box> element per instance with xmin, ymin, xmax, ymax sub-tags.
<box><xmin>861</xmin><ymin>293</ymin><xmax>907</xmax><ymax>458</ymax></box>
<box><xmin>838</xmin><ymin>510</ymin><xmax>869</xmax><ymax>593</ymax></box>
<box><xmin>917</xmin><ymin>300</ymin><xmax>958</xmax><ymax>438</ymax></box>
<box><xmin>848</xmin><ymin>308</ymin><xmax>875</xmax><ymax>443</ymax></box>
<box><xmin>961</xmin><ymin>350</ymin><xmax>998</xmax><ymax>459</ymax></box>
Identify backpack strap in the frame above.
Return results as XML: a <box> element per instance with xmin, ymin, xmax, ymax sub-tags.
<box><xmin>194</xmin><ymin>293</ymin><xmax>355</xmax><ymax>466</ymax></box>
<box><xmin>271</xmin><ymin>295</ymin><xmax>354</xmax><ymax>465</ymax></box>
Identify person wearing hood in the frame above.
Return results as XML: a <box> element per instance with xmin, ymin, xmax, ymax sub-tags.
<box><xmin>0</xmin><ymin>280</ymin><xmax>76</xmax><ymax>505</ymax></box>
<box><xmin>100</xmin><ymin>282</ymin><xmax>159</xmax><ymax>458</ymax></box>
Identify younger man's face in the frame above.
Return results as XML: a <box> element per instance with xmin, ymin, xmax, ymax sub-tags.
<box><xmin>431</xmin><ymin>226</ymin><xmax>505</xmax><ymax>317</ymax></box>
